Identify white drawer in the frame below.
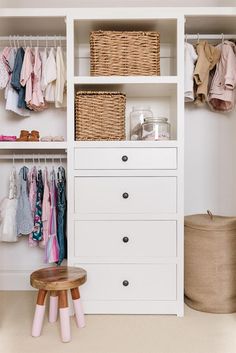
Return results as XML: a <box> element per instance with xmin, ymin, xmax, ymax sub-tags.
<box><xmin>74</xmin><ymin>176</ymin><xmax>177</xmax><ymax>214</ymax></box>
<box><xmin>77</xmin><ymin>264</ymin><xmax>176</xmax><ymax>301</ymax></box>
<box><xmin>74</xmin><ymin>220</ymin><xmax>176</xmax><ymax>259</ymax></box>
<box><xmin>74</xmin><ymin>148</ymin><xmax>177</xmax><ymax>170</ymax></box>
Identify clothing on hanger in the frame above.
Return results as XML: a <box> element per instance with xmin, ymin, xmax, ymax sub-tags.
<box><xmin>46</xmin><ymin>168</ymin><xmax>59</xmax><ymax>263</ymax></box>
<box><xmin>39</xmin><ymin>166</ymin><xmax>50</xmax><ymax>249</ymax></box>
<box><xmin>28</xmin><ymin>166</ymin><xmax>38</xmax><ymax>247</ymax></box>
<box><xmin>0</xmin><ymin>168</ymin><xmax>18</xmax><ymax>242</ymax></box>
<box><xmin>184</xmin><ymin>42</ymin><xmax>198</xmax><ymax>102</ymax></box>
<box><xmin>32</xmin><ymin>168</ymin><xmax>44</xmax><ymax>241</ymax></box>
<box><xmin>193</xmin><ymin>40</ymin><xmax>221</xmax><ymax>105</ymax></box>
<box><xmin>208</xmin><ymin>40</ymin><xmax>236</xmax><ymax>112</ymax></box>
<box><xmin>0</xmin><ymin>50</ymin><xmax>9</xmax><ymax>89</ymax></box>
<box><xmin>16</xmin><ymin>166</ymin><xmax>34</xmax><ymax>236</ymax></box>
<box><xmin>55</xmin><ymin>46</ymin><xmax>67</xmax><ymax>108</ymax></box>
<box><xmin>44</xmin><ymin>47</ymin><xmax>57</xmax><ymax>103</ymax></box>
<box><xmin>56</xmin><ymin>166</ymin><xmax>67</xmax><ymax>265</ymax></box>
<box><xmin>11</xmin><ymin>47</ymin><xmax>27</xmax><ymax>110</ymax></box>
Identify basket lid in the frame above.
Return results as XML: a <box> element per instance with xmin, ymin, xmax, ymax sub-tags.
<box><xmin>184</xmin><ymin>212</ymin><xmax>236</xmax><ymax>231</ymax></box>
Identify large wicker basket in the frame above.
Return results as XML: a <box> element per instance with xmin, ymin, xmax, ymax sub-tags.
<box><xmin>90</xmin><ymin>31</ymin><xmax>160</xmax><ymax>76</ymax></box>
<box><xmin>75</xmin><ymin>91</ymin><xmax>126</xmax><ymax>141</ymax></box>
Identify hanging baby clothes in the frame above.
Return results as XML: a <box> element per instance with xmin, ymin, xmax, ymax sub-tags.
<box><xmin>185</xmin><ymin>42</ymin><xmax>198</xmax><ymax>102</ymax></box>
<box><xmin>46</xmin><ymin>168</ymin><xmax>59</xmax><ymax>263</ymax></box>
<box><xmin>208</xmin><ymin>41</ymin><xmax>236</xmax><ymax>112</ymax></box>
<box><xmin>5</xmin><ymin>47</ymin><xmax>30</xmax><ymax>117</ymax></box>
<box><xmin>32</xmin><ymin>169</ymin><xmax>44</xmax><ymax>241</ymax></box>
<box><xmin>40</xmin><ymin>47</ymin><xmax>47</xmax><ymax>97</ymax></box>
<box><xmin>20</xmin><ymin>46</ymin><xmax>33</xmax><ymax>106</ymax></box>
<box><xmin>16</xmin><ymin>166</ymin><xmax>34</xmax><ymax>236</ymax></box>
<box><xmin>27</xmin><ymin>47</ymin><xmax>48</xmax><ymax>112</ymax></box>
<box><xmin>44</xmin><ymin>48</ymin><xmax>57</xmax><ymax>103</ymax></box>
<box><xmin>55</xmin><ymin>46</ymin><xmax>67</xmax><ymax>108</ymax></box>
<box><xmin>0</xmin><ymin>168</ymin><xmax>18</xmax><ymax>242</ymax></box>
<box><xmin>193</xmin><ymin>41</ymin><xmax>221</xmax><ymax>105</ymax></box>
<box><xmin>57</xmin><ymin>166</ymin><xmax>67</xmax><ymax>265</ymax></box>
<box><xmin>28</xmin><ymin>166</ymin><xmax>38</xmax><ymax>247</ymax></box>
<box><xmin>0</xmin><ymin>50</ymin><xmax>9</xmax><ymax>89</ymax></box>
<box><xmin>11</xmin><ymin>47</ymin><xmax>27</xmax><ymax>110</ymax></box>
<box><xmin>39</xmin><ymin>167</ymin><xmax>50</xmax><ymax>249</ymax></box>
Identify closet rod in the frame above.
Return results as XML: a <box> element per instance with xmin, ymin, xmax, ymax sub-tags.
<box><xmin>0</xmin><ymin>154</ymin><xmax>67</xmax><ymax>160</ymax></box>
<box><xmin>186</xmin><ymin>34</ymin><xmax>236</xmax><ymax>40</ymax></box>
<box><xmin>0</xmin><ymin>36</ymin><xmax>66</xmax><ymax>41</ymax></box>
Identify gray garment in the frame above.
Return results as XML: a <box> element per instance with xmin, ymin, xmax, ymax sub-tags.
<box><xmin>16</xmin><ymin>166</ymin><xmax>34</xmax><ymax>236</ymax></box>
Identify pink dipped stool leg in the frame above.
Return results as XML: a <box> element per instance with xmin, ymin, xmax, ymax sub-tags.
<box><xmin>71</xmin><ymin>287</ymin><xmax>85</xmax><ymax>328</ymax></box>
<box><xmin>32</xmin><ymin>289</ymin><xmax>47</xmax><ymax>337</ymax></box>
<box><xmin>59</xmin><ymin>290</ymin><xmax>71</xmax><ymax>343</ymax></box>
<box><xmin>49</xmin><ymin>291</ymin><xmax>58</xmax><ymax>323</ymax></box>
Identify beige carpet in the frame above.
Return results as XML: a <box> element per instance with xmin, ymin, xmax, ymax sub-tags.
<box><xmin>1</xmin><ymin>291</ymin><xmax>236</xmax><ymax>353</ymax></box>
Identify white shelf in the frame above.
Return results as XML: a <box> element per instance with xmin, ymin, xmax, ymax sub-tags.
<box><xmin>0</xmin><ymin>142</ymin><xmax>68</xmax><ymax>150</ymax></box>
<box><xmin>74</xmin><ymin>76</ymin><xmax>178</xmax><ymax>85</ymax></box>
<box><xmin>74</xmin><ymin>140</ymin><xmax>179</xmax><ymax>148</ymax></box>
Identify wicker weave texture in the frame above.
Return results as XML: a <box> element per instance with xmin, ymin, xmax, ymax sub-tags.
<box><xmin>75</xmin><ymin>91</ymin><xmax>126</xmax><ymax>141</ymax></box>
<box><xmin>90</xmin><ymin>31</ymin><xmax>160</xmax><ymax>76</ymax></box>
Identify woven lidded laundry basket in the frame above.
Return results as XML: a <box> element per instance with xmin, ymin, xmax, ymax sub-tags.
<box><xmin>90</xmin><ymin>31</ymin><xmax>160</xmax><ymax>76</ymax></box>
<box><xmin>185</xmin><ymin>212</ymin><xmax>236</xmax><ymax>313</ymax></box>
<box><xmin>75</xmin><ymin>91</ymin><xmax>126</xmax><ymax>141</ymax></box>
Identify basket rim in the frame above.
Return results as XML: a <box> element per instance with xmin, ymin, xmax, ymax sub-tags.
<box><xmin>90</xmin><ymin>30</ymin><xmax>160</xmax><ymax>35</ymax></box>
<box><xmin>76</xmin><ymin>91</ymin><xmax>126</xmax><ymax>97</ymax></box>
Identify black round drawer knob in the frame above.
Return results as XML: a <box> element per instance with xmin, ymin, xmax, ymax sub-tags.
<box><xmin>122</xmin><ymin>155</ymin><xmax>128</xmax><ymax>162</ymax></box>
<box><xmin>122</xmin><ymin>192</ymin><xmax>129</xmax><ymax>199</ymax></box>
<box><xmin>122</xmin><ymin>280</ymin><xmax>129</xmax><ymax>287</ymax></box>
<box><xmin>122</xmin><ymin>236</ymin><xmax>129</xmax><ymax>243</ymax></box>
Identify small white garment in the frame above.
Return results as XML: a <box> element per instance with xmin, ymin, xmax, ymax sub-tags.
<box><xmin>55</xmin><ymin>46</ymin><xmax>67</xmax><ymax>108</ymax></box>
<box><xmin>5</xmin><ymin>83</ymin><xmax>30</xmax><ymax>117</ymax></box>
<box><xmin>44</xmin><ymin>48</ymin><xmax>57</xmax><ymax>102</ymax></box>
<box><xmin>0</xmin><ymin>168</ymin><xmax>18</xmax><ymax>242</ymax></box>
<box><xmin>40</xmin><ymin>47</ymin><xmax>48</xmax><ymax>97</ymax></box>
<box><xmin>185</xmin><ymin>42</ymin><xmax>198</xmax><ymax>102</ymax></box>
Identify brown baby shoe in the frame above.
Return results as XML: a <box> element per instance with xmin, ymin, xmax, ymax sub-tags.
<box><xmin>17</xmin><ymin>130</ymin><xmax>30</xmax><ymax>141</ymax></box>
<box><xmin>28</xmin><ymin>130</ymin><xmax>40</xmax><ymax>142</ymax></box>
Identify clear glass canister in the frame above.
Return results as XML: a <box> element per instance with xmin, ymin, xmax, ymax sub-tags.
<box><xmin>141</xmin><ymin>117</ymin><xmax>171</xmax><ymax>141</ymax></box>
<box><xmin>130</xmin><ymin>106</ymin><xmax>153</xmax><ymax>140</ymax></box>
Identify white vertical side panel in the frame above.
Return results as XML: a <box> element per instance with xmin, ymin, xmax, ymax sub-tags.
<box><xmin>176</xmin><ymin>15</ymin><xmax>185</xmax><ymax>317</ymax></box>
<box><xmin>66</xmin><ymin>14</ymin><xmax>75</xmax><ymax>267</ymax></box>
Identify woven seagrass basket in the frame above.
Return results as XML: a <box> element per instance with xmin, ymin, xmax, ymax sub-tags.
<box><xmin>90</xmin><ymin>31</ymin><xmax>160</xmax><ymax>76</ymax></box>
<box><xmin>75</xmin><ymin>91</ymin><xmax>126</xmax><ymax>141</ymax></box>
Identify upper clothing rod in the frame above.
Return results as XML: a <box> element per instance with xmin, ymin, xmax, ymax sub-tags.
<box><xmin>0</xmin><ymin>154</ymin><xmax>67</xmax><ymax>160</ymax></box>
<box><xmin>0</xmin><ymin>36</ymin><xmax>66</xmax><ymax>41</ymax></box>
<box><xmin>186</xmin><ymin>34</ymin><xmax>236</xmax><ymax>40</ymax></box>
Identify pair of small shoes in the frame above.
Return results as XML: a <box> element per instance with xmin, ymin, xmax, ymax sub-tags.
<box><xmin>0</xmin><ymin>135</ymin><xmax>17</xmax><ymax>141</ymax></box>
<box><xmin>40</xmin><ymin>136</ymin><xmax>64</xmax><ymax>142</ymax></box>
<box><xmin>17</xmin><ymin>130</ymin><xmax>40</xmax><ymax>142</ymax></box>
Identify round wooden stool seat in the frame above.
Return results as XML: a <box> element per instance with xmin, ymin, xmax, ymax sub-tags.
<box><xmin>30</xmin><ymin>266</ymin><xmax>87</xmax><ymax>342</ymax></box>
<box><xmin>30</xmin><ymin>266</ymin><xmax>87</xmax><ymax>291</ymax></box>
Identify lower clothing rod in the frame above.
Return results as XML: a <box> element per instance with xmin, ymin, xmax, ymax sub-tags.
<box><xmin>0</xmin><ymin>154</ymin><xmax>67</xmax><ymax>160</ymax></box>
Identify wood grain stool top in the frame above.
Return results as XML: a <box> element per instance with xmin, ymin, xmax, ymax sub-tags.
<box><xmin>30</xmin><ymin>266</ymin><xmax>87</xmax><ymax>291</ymax></box>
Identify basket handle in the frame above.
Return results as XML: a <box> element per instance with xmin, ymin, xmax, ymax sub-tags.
<box><xmin>207</xmin><ymin>210</ymin><xmax>213</xmax><ymax>220</ymax></box>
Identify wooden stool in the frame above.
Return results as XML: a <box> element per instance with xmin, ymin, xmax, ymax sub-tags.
<box><xmin>30</xmin><ymin>266</ymin><xmax>87</xmax><ymax>342</ymax></box>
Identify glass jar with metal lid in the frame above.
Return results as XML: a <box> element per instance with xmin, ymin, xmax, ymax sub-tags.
<box><xmin>141</xmin><ymin>117</ymin><xmax>171</xmax><ymax>141</ymax></box>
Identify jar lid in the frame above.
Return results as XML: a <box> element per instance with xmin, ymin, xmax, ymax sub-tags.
<box><xmin>144</xmin><ymin>117</ymin><xmax>168</xmax><ymax>123</ymax></box>
<box><xmin>185</xmin><ymin>213</ymin><xmax>236</xmax><ymax>231</ymax></box>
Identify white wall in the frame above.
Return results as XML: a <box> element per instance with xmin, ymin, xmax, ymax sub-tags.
<box><xmin>0</xmin><ymin>0</ymin><xmax>225</xmax><ymax>8</ymax></box>
<box><xmin>185</xmin><ymin>104</ymin><xmax>236</xmax><ymax>217</ymax></box>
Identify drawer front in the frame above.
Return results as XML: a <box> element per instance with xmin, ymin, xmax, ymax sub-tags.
<box><xmin>77</xmin><ymin>264</ymin><xmax>176</xmax><ymax>301</ymax></box>
<box><xmin>74</xmin><ymin>220</ymin><xmax>176</xmax><ymax>258</ymax></box>
<box><xmin>74</xmin><ymin>148</ymin><xmax>177</xmax><ymax>170</ymax></box>
<box><xmin>74</xmin><ymin>176</ymin><xmax>177</xmax><ymax>214</ymax></box>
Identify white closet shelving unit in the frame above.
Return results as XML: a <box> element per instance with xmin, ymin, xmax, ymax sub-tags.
<box><xmin>1</xmin><ymin>6</ymin><xmax>236</xmax><ymax>316</ymax></box>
